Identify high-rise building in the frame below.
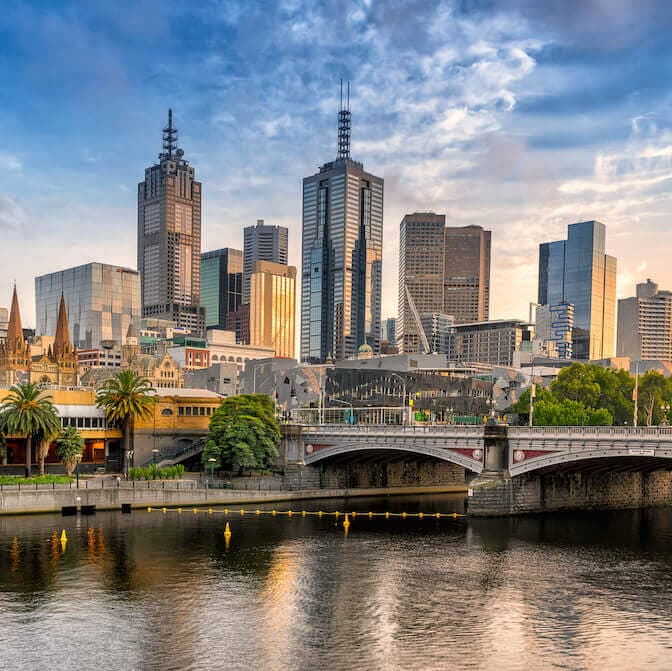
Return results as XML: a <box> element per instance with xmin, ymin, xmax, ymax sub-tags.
<box><xmin>617</xmin><ymin>279</ymin><xmax>672</xmax><ymax>361</ymax></box>
<box><xmin>200</xmin><ymin>248</ymin><xmax>243</xmax><ymax>331</ymax></box>
<box><xmin>243</xmin><ymin>220</ymin><xmax>288</xmax><ymax>304</ymax></box>
<box><xmin>447</xmin><ymin>319</ymin><xmax>533</xmax><ymax>367</ymax></box>
<box><xmin>420</xmin><ymin>313</ymin><xmax>454</xmax><ymax>355</ymax></box>
<box><xmin>35</xmin><ymin>263</ymin><xmax>141</xmax><ymax>350</ymax></box>
<box><xmin>398</xmin><ymin>213</ymin><xmax>491</xmax><ymax>353</ymax></box>
<box><xmin>538</xmin><ymin>220</ymin><xmax>616</xmax><ymax>360</ymax></box>
<box><xmin>300</xmin><ymin>84</ymin><xmax>383</xmax><ymax>363</ymax></box>
<box><xmin>248</xmin><ymin>260</ymin><xmax>296</xmax><ymax>359</ymax></box>
<box><xmin>535</xmin><ymin>303</ymin><xmax>574</xmax><ymax>359</ymax></box>
<box><xmin>137</xmin><ymin>110</ymin><xmax>205</xmax><ymax>335</ymax></box>
<box><xmin>381</xmin><ymin>317</ymin><xmax>397</xmax><ymax>347</ymax></box>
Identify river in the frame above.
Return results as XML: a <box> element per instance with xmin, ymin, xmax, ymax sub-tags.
<box><xmin>1</xmin><ymin>494</ymin><xmax>672</xmax><ymax>670</ymax></box>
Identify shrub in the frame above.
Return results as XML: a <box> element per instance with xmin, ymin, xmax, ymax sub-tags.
<box><xmin>175</xmin><ymin>464</ymin><xmax>185</xmax><ymax>479</ymax></box>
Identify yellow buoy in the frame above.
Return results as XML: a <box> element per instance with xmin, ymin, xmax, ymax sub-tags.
<box><xmin>418</xmin><ymin>512</ymin><xmax>424</xmax><ymax>519</ymax></box>
<box><xmin>343</xmin><ymin>514</ymin><xmax>350</xmax><ymax>531</ymax></box>
<box><xmin>318</xmin><ymin>511</ymin><xmax>323</xmax><ymax>518</ymax></box>
<box><xmin>351</xmin><ymin>511</ymin><xmax>357</xmax><ymax>518</ymax></box>
<box><xmin>435</xmin><ymin>512</ymin><xmax>441</xmax><ymax>519</ymax></box>
<box><xmin>162</xmin><ymin>507</ymin><xmax>167</xmax><ymax>513</ymax></box>
<box><xmin>193</xmin><ymin>508</ymin><xmax>198</xmax><ymax>514</ymax></box>
<box><xmin>287</xmin><ymin>510</ymin><xmax>293</xmax><ymax>517</ymax></box>
<box><xmin>302</xmin><ymin>510</ymin><xmax>306</xmax><ymax>517</ymax></box>
<box><xmin>272</xmin><ymin>509</ymin><xmax>277</xmax><ymax>516</ymax></box>
<box><xmin>385</xmin><ymin>511</ymin><xmax>390</xmax><ymax>519</ymax></box>
<box><xmin>368</xmin><ymin>511</ymin><xmax>373</xmax><ymax>519</ymax></box>
<box><xmin>224</xmin><ymin>522</ymin><xmax>232</xmax><ymax>538</ymax></box>
<box><xmin>256</xmin><ymin>509</ymin><xmax>261</xmax><ymax>515</ymax></box>
<box><xmin>335</xmin><ymin>511</ymin><xmax>340</xmax><ymax>519</ymax></box>
<box><xmin>147</xmin><ymin>506</ymin><xmax>152</xmax><ymax>512</ymax></box>
<box><xmin>208</xmin><ymin>508</ymin><xmax>213</xmax><ymax>514</ymax></box>
<box><xmin>452</xmin><ymin>513</ymin><xmax>458</xmax><ymax>519</ymax></box>
<box><xmin>224</xmin><ymin>508</ymin><xmax>229</xmax><ymax>515</ymax></box>
<box><xmin>177</xmin><ymin>508</ymin><xmax>182</xmax><ymax>513</ymax></box>
<box><xmin>60</xmin><ymin>530</ymin><xmax>67</xmax><ymax>543</ymax></box>
<box><xmin>402</xmin><ymin>512</ymin><xmax>407</xmax><ymax>519</ymax></box>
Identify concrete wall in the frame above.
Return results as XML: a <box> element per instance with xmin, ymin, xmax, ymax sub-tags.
<box><xmin>320</xmin><ymin>460</ymin><xmax>466</xmax><ymax>489</ymax></box>
<box><xmin>468</xmin><ymin>470</ymin><xmax>672</xmax><ymax>516</ymax></box>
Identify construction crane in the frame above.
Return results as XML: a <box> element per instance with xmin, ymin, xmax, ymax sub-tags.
<box><xmin>405</xmin><ymin>285</ymin><xmax>431</xmax><ymax>354</ymax></box>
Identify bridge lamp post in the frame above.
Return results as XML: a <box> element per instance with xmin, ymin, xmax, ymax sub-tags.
<box><xmin>331</xmin><ymin>398</ymin><xmax>354</xmax><ymax>424</ymax></box>
<box><xmin>207</xmin><ymin>457</ymin><xmax>216</xmax><ymax>482</ymax></box>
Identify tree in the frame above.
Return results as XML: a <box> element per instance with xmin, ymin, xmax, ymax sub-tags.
<box><xmin>551</xmin><ymin>364</ymin><xmax>633</xmax><ymax>425</ymax></box>
<box><xmin>0</xmin><ymin>383</ymin><xmax>61</xmax><ymax>478</ymax></box>
<box><xmin>532</xmin><ymin>397</ymin><xmax>612</xmax><ymax>426</ymax></box>
<box><xmin>96</xmin><ymin>370</ymin><xmax>156</xmax><ymax>475</ymax></box>
<box><xmin>36</xmin><ymin>424</ymin><xmax>61</xmax><ymax>477</ymax></box>
<box><xmin>203</xmin><ymin>394</ymin><xmax>280</xmax><ymax>472</ymax></box>
<box><xmin>637</xmin><ymin>371</ymin><xmax>671</xmax><ymax>426</ymax></box>
<box><xmin>55</xmin><ymin>426</ymin><xmax>85</xmax><ymax>476</ymax></box>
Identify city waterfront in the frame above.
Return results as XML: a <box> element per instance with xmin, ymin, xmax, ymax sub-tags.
<box><xmin>2</xmin><ymin>494</ymin><xmax>672</xmax><ymax>670</ymax></box>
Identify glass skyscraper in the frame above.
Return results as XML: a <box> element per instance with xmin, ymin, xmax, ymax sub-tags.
<box><xmin>243</xmin><ymin>220</ymin><xmax>288</xmax><ymax>305</ymax></box>
<box><xmin>538</xmin><ymin>220</ymin><xmax>616</xmax><ymax>360</ymax></box>
<box><xmin>200</xmin><ymin>248</ymin><xmax>243</xmax><ymax>331</ymax></box>
<box><xmin>35</xmin><ymin>263</ymin><xmax>141</xmax><ymax>349</ymax></box>
<box><xmin>137</xmin><ymin>110</ymin><xmax>205</xmax><ymax>335</ymax></box>
<box><xmin>300</xmin><ymin>93</ymin><xmax>383</xmax><ymax>363</ymax></box>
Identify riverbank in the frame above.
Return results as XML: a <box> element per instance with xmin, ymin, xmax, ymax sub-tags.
<box><xmin>0</xmin><ymin>484</ymin><xmax>468</xmax><ymax>515</ymax></box>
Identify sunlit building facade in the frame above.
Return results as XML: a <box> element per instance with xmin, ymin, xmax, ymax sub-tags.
<box><xmin>243</xmin><ymin>220</ymin><xmax>288</xmax><ymax>304</ymax></box>
<box><xmin>538</xmin><ymin>220</ymin><xmax>616</xmax><ymax>360</ymax></box>
<box><xmin>249</xmin><ymin>261</ymin><xmax>296</xmax><ymax>359</ymax></box>
<box><xmin>137</xmin><ymin>110</ymin><xmax>205</xmax><ymax>335</ymax></box>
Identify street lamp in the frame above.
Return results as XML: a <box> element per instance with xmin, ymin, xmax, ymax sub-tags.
<box><xmin>152</xmin><ymin>448</ymin><xmax>159</xmax><ymax>465</ymax></box>
<box><xmin>661</xmin><ymin>402</ymin><xmax>670</xmax><ymax>426</ymax></box>
<box><xmin>207</xmin><ymin>457</ymin><xmax>217</xmax><ymax>482</ymax></box>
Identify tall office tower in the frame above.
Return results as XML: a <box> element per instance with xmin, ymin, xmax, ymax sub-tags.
<box><xmin>398</xmin><ymin>213</ymin><xmax>491</xmax><ymax>353</ymax></box>
<box><xmin>200</xmin><ymin>248</ymin><xmax>243</xmax><ymax>331</ymax></box>
<box><xmin>538</xmin><ymin>220</ymin><xmax>617</xmax><ymax>360</ymax></box>
<box><xmin>617</xmin><ymin>279</ymin><xmax>672</xmax><ymax>361</ymax></box>
<box><xmin>300</xmin><ymin>83</ymin><xmax>383</xmax><ymax>363</ymax></box>
<box><xmin>137</xmin><ymin>110</ymin><xmax>205</xmax><ymax>335</ymax></box>
<box><xmin>35</xmin><ymin>263</ymin><xmax>141</xmax><ymax>350</ymax></box>
<box><xmin>248</xmin><ymin>260</ymin><xmax>296</xmax><ymax>358</ymax></box>
<box><xmin>535</xmin><ymin>303</ymin><xmax>574</xmax><ymax>359</ymax></box>
<box><xmin>444</xmin><ymin>225</ymin><xmax>491</xmax><ymax>323</ymax></box>
<box><xmin>381</xmin><ymin>317</ymin><xmax>397</xmax><ymax>347</ymax></box>
<box><xmin>243</xmin><ymin>220</ymin><xmax>288</xmax><ymax>304</ymax></box>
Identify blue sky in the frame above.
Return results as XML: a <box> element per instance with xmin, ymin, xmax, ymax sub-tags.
<box><xmin>2</xmin><ymin>0</ymin><xmax>672</xmax><ymax>327</ymax></box>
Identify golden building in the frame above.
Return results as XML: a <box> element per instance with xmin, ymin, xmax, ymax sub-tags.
<box><xmin>0</xmin><ymin>287</ymin><xmax>78</xmax><ymax>387</ymax></box>
<box><xmin>248</xmin><ymin>260</ymin><xmax>296</xmax><ymax>358</ymax></box>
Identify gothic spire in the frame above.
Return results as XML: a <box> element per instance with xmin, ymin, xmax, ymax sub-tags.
<box><xmin>53</xmin><ymin>293</ymin><xmax>72</xmax><ymax>359</ymax></box>
<box><xmin>6</xmin><ymin>284</ymin><xmax>24</xmax><ymax>353</ymax></box>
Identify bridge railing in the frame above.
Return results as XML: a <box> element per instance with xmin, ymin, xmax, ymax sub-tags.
<box><xmin>508</xmin><ymin>426</ymin><xmax>672</xmax><ymax>437</ymax></box>
<box><xmin>302</xmin><ymin>424</ymin><xmax>484</xmax><ymax>434</ymax></box>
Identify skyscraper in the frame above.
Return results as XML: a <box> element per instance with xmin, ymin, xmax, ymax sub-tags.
<box><xmin>248</xmin><ymin>260</ymin><xmax>296</xmax><ymax>358</ymax></box>
<box><xmin>35</xmin><ymin>263</ymin><xmax>141</xmax><ymax>350</ymax></box>
<box><xmin>538</xmin><ymin>220</ymin><xmax>617</xmax><ymax>360</ymax></box>
<box><xmin>398</xmin><ymin>213</ymin><xmax>491</xmax><ymax>353</ymax></box>
<box><xmin>137</xmin><ymin>110</ymin><xmax>205</xmax><ymax>335</ymax></box>
<box><xmin>200</xmin><ymin>248</ymin><xmax>243</xmax><ymax>331</ymax></box>
<box><xmin>300</xmin><ymin>83</ymin><xmax>383</xmax><ymax>362</ymax></box>
<box><xmin>617</xmin><ymin>279</ymin><xmax>672</xmax><ymax>361</ymax></box>
<box><xmin>243</xmin><ymin>220</ymin><xmax>288</xmax><ymax>304</ymax></box>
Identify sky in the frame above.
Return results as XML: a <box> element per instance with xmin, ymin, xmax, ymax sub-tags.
<box><xmin>2</xmin><ymin>0</ymin><xmax>672</xmax><ymax>328</ymax></box>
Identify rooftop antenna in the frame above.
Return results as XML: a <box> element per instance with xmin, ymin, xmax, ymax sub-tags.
<box><xmin>338</xmin><ymin>79</ymin><xmax>351</xmax><ymax>160</ymax></box>
<box><xmin>162</xmin><ymin>108</ymin><xmax>178</xmax><ymax>159</ymax></box>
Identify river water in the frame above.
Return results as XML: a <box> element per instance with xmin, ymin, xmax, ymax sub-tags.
<box><xmin>1</xmin><ymin>494</ymin><xmax>672</xmax><ymax>671</ymax></box>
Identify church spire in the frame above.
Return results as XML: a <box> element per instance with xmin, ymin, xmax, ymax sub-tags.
<box><xmin>6</xmin><ymin>284</ymin><xmax>24</xmax><ymax>353</ymax></box>
<box><xmin>53</xmin><ymin>293</ymin><xmax>72</xmax><ymax>359</ymax></box>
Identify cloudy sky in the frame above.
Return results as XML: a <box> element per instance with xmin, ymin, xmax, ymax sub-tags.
<box><xmin>2</xmin><ymin>0</ymin><xmax>672</xmax><ymax>327</ymax></box>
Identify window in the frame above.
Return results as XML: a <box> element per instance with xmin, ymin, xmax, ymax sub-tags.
<box><xmin>186</xmin><ymin>407</ymin><xmax>192</xmax><ymax>416</ymax></box>
<box><xmin>178</xmin><ymin>407</ymin><xmax>185</xmax><ymax>416</ymax></box>
<box><xmin>161</xmin><ymin>408</ymin><xmax>173</xmax><ymax>416</ymax></box>
<box><xmin>200</xmin><ymin>407</ymin><xmax>205</xmax><ymax>416</ymax></box>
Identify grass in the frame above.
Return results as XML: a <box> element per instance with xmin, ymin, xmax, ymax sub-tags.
<box><xmin>0</xmin><ymin>475</ymin><xmax>74</xmax><ymax>485</ymax></box>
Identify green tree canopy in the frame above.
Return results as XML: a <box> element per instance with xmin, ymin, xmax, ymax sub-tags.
<box><xmin>55</xmin><ymin>426</ymin><xmax>85</xmax><ymax>476</ymax></box>
<box><xmin>96</xmin><ymin>370</ymin><xmax>156</xmax><ymax>474</ymax></box>
<box><xmin>637</xmin><ymin>371</ymin><xmax>672</xmax><ymax>427</ymax></box>
<box><xmin>203</xmin><ymin>394</ymin><xmax>280</xmax><ymax>472</ymax></box>
<box><xmin>0</xmin><ymin>383</ymin><xmax>60</xmax><ymax>478</ymax></box>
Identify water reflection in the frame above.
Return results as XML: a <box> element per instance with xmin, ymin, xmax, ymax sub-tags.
<box><xmin>1</xmin><ymin>497</ymin><xmax>672</xmax><ymax>670</ymax></box>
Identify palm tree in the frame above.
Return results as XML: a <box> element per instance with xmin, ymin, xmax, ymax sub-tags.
<box><xmin>0</xmin><ymin>383</ymin><xmax>61</xmax><ymax>478</ymax></box>
<box><xmin>96</xmin><ymin>370</ymin><xmax>156</xmax><ymax>476</ymax></box>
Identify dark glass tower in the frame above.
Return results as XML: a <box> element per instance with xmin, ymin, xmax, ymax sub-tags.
<box><xmin>137</xmin><ymin>110</ymin><xmax>205</xmax><ymax>335</ymax></box>
<box><xmin>538</xmin><ymin>220</ymin><xmax>616</xmax><ymax>360</ymax></box>
<box><xmin>300</xmin><ymin>84</ymin><xmax>383</xmax><ymax>363</ymax></box>
<box><xmin>200</xmin><ymin>248</ymin><xmax>243</xmax><ymax>331</ymax></box>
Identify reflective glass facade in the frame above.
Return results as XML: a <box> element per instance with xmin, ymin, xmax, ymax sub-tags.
<box><xmin>35</xmin><ymin>263</ymin><xmax>141</xmax><ymax>349</ymax></box>
<box><xmin>301</xmin><ymin>157</ymin><xmax>383</xmax><ymax>362</ymax></box>
<box><xmin>200</xmin><ymin>248</ymin><xmax>243</xmax><ymax>330</ymax></box>
<box><xmin>538</xmin><ymin>221</ymin><xmax>616</xmax><ymax>360</ymax></box>
<box><xmin>243</xmin><ymin>220</ymin><xmax>288</xmax><ymax>304</ymax></box>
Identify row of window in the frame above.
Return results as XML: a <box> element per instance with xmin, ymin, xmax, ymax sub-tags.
<box><xmin>177</xmin><ymin>406</ymin><xmax>214</xmax><ymax>417</ymax></box>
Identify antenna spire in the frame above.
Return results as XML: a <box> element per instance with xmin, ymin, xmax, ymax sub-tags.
<box><xmin>338</xmin><ymin>79</ymin><xmax>351</xmax><ymax>160</ymax></box>
<box><xmin>162</xmin><ymin>108</ymin><xmax>178</xmax><ymax>159</ymax></box>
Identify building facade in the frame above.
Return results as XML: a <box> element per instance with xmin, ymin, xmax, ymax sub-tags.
<box><xmin>137</xmin><ymin>110</ymin><xmax>205</xmax><ymax>335</ymax></box>
<box><xmin>248</xmin><ymin>260</ymin><xmax>296</xmax><ymax>358</ymax></box>
<box><xmin>538</xmin><ymin>220</ymin><xmax>616</xmax><ymax>360</ymax></box>
<box><xmin>447</xmin><ymin>319</ymin><xmax>533</xmax><ymax>367</ymax></box>
<box><xmin>300</xmin><ymin>95</ymin><xmax>383</xmax><ymax>362</ymax></box>
<box><xmin>243</xmin><ymin>219</ymin><xmax>288</xmax><ymax>304</ymax></box>
<box><xmin>35</xmin><ymin>263</ymin><xmax>141</xmax><ymax>350</ymax></box>
<box><xmin>535</xmin><ymin>303</ymin><xmax>574</xmax><ymax>359</ymax></box>
<box><xmin>398</xmin><ymin>213</ymin><xmax>491</xmax><ymax>353</ymax></box>
<box><xmin>200</xmin><ymin>248</ymin><xmax>243</xmax><ymax>331</ymax></box>
<box><xmin>617</xmin><ymin>279</ymin><xmax>672</xmax><ymax>361</ymax></box>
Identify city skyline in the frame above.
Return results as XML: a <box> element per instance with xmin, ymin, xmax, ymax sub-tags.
<box><xmin>1</xmin><ymin>2</ymin><xmax>671</xmax><ymax>329</ymax></box>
